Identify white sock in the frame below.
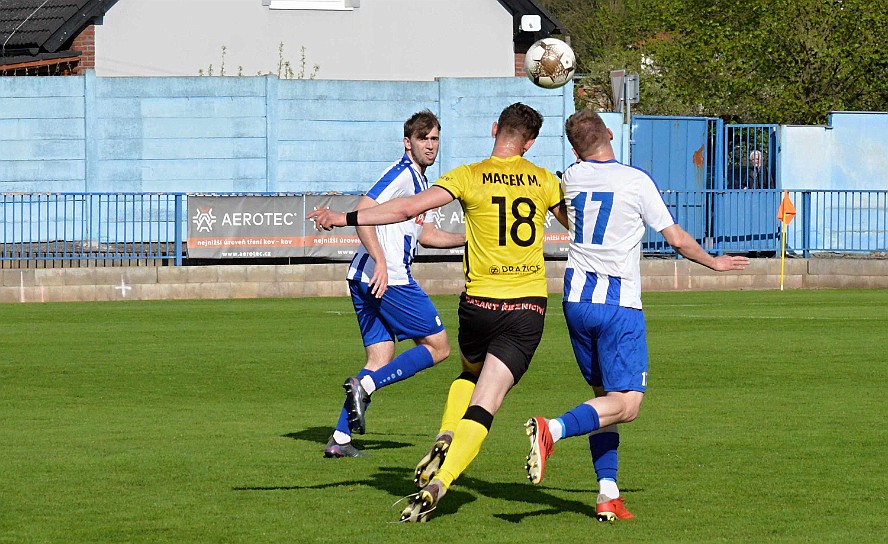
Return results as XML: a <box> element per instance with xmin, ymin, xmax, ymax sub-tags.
<box><xmin>360</xmin><ymin>374</ymin><xmax>376</xmax><ymax>395</ymax></box>
<box><xmin>548</xmin><ymin>418</ymin><xmax>564</xmax><ymax>443</ymax></box>
<box><xmin>599</xmin><ymin>478</ymin><xmax>619</xmax><ymax>500</ymax></box>
<box><xmin>332</xmin><ymin>430</ymin><xmax>351</xmax><ymax>445</ymax></box>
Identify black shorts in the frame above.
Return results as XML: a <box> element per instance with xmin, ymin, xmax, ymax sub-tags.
<box><xmin>457</xmin><ymin>293</ymin><xmax>547</xmax><ymax>385</ymax></box>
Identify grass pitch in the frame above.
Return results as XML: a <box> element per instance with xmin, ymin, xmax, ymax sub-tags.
<box><xmin>1</xmin><ymin>289</ymin><xmax>886</xmax><ymax>543</ymax></box>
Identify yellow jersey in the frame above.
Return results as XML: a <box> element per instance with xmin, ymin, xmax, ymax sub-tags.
<box><xmin>435</xmin><ymin>155</ymin><xmax>563</xmax><ymax>299</ymax></box>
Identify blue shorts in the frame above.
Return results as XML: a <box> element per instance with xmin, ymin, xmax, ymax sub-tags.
<box><xmin>349</xmin><ymin>280</ymin><xmax>445</xmax><ymax>346</ymax></box>
<box><xmin>562</xmin><ymin>301</ymin><xmax>648</xmax><ymax>393</ymax></box>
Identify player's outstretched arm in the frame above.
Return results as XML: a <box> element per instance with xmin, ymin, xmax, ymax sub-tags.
<box><xmin>419</xmin><ymin>221</ymin><xmax>465</xmax><ymax>249</ymax></box>
<box><xmin>307</xmin><ymin>207</ymin><xmax>344</xmax><ymax>231</ymax></box>
<box><xmin>660</xmin><ymin>224</ymin><xmax>750</xmax><ymax>271</ymax></box>
<box><xmin>307</xmin><ymin>186</ymin><xmax>454</xmax><ymax>231</ymax></box>
<box><xmin>550</xmin><ymin>201</ymin><xmax>569</xmax><ymax>229</ymax></box>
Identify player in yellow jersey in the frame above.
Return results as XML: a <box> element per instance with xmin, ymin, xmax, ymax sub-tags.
<box><xmin>308</xmin><ymin>103</ymin><xmax>567</xmax><ymax>522</ymax></box>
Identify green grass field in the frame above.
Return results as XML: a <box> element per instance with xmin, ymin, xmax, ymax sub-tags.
<box><xmin>1</xmin><ymin>289</ymin><xmax>886</xmax><ymax>543</ymax></box>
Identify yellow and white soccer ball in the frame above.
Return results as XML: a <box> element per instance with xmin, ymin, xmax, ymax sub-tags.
<box><xmin>524</xmin><ymin>38</ymin><xmax>576</xmax><ymax>89</ymax></box>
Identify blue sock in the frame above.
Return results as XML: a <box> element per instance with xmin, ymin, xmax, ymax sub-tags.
<box><xmin>334</xmin><ymin>368</ymin><xmax>373</xmax><ymax>436</ymax></box>
<box><xmin>368</xmin><ymin>345</ymin><xmax>434</xmax><ymax>389</ymax></box>
<box><xmin>556</xmin><ymin>403</ymin><xmax>600</xmax><ymax>438</ymax></box>
<box><xmin>589</xmin><ymin>431</ymin><xmax>620</xmax><ymax>481</ymax></box>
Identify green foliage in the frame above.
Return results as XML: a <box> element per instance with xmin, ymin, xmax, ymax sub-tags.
<box><xmin>275</xmin><ymin>42</ymin><xmax>320</xmax><ymax>80</ymax></box>
<box><xmin>540</xmin><ymin>0</ymin><xmax>888</xmax><ymax>124</ymax></box>
<box><xmin>1</xmin><ymin>290</ymin><xmax>887</xmax><ymax>542</ymax></box>
<box><xmin>198</xmin><ymin>43</ymin><xmax>319</xmax><ymax>79</ymax></box>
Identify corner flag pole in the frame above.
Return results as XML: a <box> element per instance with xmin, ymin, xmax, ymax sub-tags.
<box><xmin>780</xmin><ymin>221</ymin><xmax>787</xmax><ymax>291</ymax></box>
<box><xmin>776</xmin><ymin>190</ymin><xmax>796</xmax><ymax>291</ymax></box>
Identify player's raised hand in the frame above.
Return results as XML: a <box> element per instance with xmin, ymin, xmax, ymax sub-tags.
<box><xmin>307</xmin><ymin>207</ymin><xmax>345</xmax><ymax>231</ymax></box>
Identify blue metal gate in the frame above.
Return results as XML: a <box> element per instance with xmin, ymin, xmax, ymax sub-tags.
<box><xmin>719</xmin><ymin>124</ymin><xmax>780</xmax><ymax>252</ymax></box>
<box><xmin>631</xmin><ymin>116</ymin><xmax>721</xmax><ymax>251</ymax></box>
<box><xmin>631</xmin><ymin>117</ymin><xmax>782</xmax><ymax>254</ymax></box>
<box><xmin>723</xmin><ymin>124</ymin><xmax>779</xmax><ymax>190</ymax></box>
<box><xmin>631</xmin><ymin>115</ymin><xmax>716</xmax><ymax>191</ymax></box>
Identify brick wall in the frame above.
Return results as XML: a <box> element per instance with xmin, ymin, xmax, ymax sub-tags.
<box><xmin>72</xmin><ymin>24</ymin><xmax>96</xmax><ymax>74</ymax></box>
<box><xmin>514</xmin><ymin>52</ymin><xmax>526</xmax><ymax>76</ymax></box>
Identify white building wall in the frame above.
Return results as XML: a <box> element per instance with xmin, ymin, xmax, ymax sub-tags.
<box><xmin>94</xmin><ymin>0</ymin><xmax>516</xmax><ymax>80</ymax></box>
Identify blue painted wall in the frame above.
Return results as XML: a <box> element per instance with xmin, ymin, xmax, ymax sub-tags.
<box><xmin>0</xmin><ymin>77</ymin><xmax>86</xmax><ymax>192</ymax></box>
<box><xmin>779</xmin><ymin>111</ymin><xmax>888</xmax><ymax>191</ymax></box>
<box><xmin>0</xmin><ymin>73</ymin><xmax>576</xmax><ymax>194</ymax></box>
<box><xmin>3</xmin><ymin>73</ymin><xmax>884</xmax><ymax>194</ymax></box>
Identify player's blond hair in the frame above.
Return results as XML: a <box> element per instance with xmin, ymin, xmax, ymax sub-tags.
<box><xmin>565</xmin><ymin>109</ymin><xmax>609</xmax><ymax>159</ymax></box>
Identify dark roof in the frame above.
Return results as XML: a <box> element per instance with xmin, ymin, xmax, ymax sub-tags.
<box><xmin>498</xmin><ymin>0</ymin><xmax>568</xmax><ymax>46</ymax></box>
<box><xmin>0</xmin><ymin>0</ymin><xmax>114</xmax><ymax>66</ymax></box>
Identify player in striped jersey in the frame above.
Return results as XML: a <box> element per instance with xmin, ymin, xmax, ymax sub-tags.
<box><xmin>324</xmin><ymin>110</ymin><xmax>465</xmax><ymax>458</ymax></box>
<box><xmin>523</xmin><ymin>109</ymin><xmax>749</xmax><ymax>520</ymax></box>
<box><xmin>309</xmin><ymin>103</ymin><xmax>568</xmax><ymax>522</ymax></box>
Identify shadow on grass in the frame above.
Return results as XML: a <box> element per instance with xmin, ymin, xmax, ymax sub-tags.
<box><xmin>234</xmin><ymin>466</ymin><xmax>409</xmax><ymax>493</ymax></box>
<box><xmin>282</xmin><ymin>426</ymin><xmax>412</xmax><ymax>452</ymax></box>
<box><xmin>464</xmin><ymin>476</ymin><xmax>643</xmax><ymax>523</ymax></box>
<box><xmin>233</xmin><ymin>466</ymin><xmax>479</xmax><ymax>519</ymax></box>
<box><xmin>235</xmin><ymin>458</ymin><xmax>643</xmax><ymax>523</ymax></box>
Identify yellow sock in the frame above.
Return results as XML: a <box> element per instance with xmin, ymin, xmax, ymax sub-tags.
<box><xmin>439</xmin><ymin>376</ymin><xmax>475</xmax><ymax>435</ymax></box>
<box><xmin>436</xmin><ymin>417</ymin><xmax>489</xmax><ymax>489</ymax></box>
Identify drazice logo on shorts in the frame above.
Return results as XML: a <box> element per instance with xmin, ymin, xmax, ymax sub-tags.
<box><xmin>192</xmin><ymin>208</ymin><xmax>216</xmax><ymax>232</ymax></box>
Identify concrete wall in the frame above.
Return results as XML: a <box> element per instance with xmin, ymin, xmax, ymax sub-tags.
<box><xmin>5</xmin><ymin>74</ymin><xmax>888</xmax><ymax>196</ymax></box>
<box><xmin>779</xmin><ymin>111</ymin><xmax>888</xmax><ymax>191</ymax></box>
<box><xmin>2</xmin><ymin>258</ymin><xmax>885</xmax><ymax>304</ymax></box>
<box><xmin>95</xmin><ymin>0</ymin><xmax>515</xmax><ymax>81</ymax></box>
<box><xmin>0</xmin><ymin>74</ymin><xmax>574</xmax><ymax>194</ymax></box>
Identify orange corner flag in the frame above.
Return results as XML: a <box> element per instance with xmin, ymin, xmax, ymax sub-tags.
<box><xmin>777</xmin><ymin>190</ymin><xmax>796</xmax><ymax>225</ymax></box>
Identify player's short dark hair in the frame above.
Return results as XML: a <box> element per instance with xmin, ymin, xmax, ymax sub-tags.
<box><xmin>497</xmin><ymin>102</ymin><xmax>544</xmax><ymax>142</ymax></box>
<box><xmin>565</xmin><ymin>109</ymin><xmax>608</xmax><ymax>158</ymax></box>
<box><xmin>404</xmin><ymin>109</ymin><xmax>441</xmax><ymax>139</ymax></box>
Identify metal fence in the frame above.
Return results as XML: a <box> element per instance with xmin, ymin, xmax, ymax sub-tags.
<box><xmin>649</xmin><ymin>189</ymin><xmax>888</xmax><ymax>257</ymax></box>
<box><xmin>1</xmin><ymin>193</ymin><xmax>183</xmax><ymax>267</ymax></box>
<box><xmin>723</xmin><ymin>124</ymin><xmax>779</xmax><ymax>190</ymax></box>
<box><xmin>2</xmin><ymin>190</ymin><xmax>886</xmax><ymax>267</ymax></box>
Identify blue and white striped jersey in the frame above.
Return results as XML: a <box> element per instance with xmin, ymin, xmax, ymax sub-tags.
<box><xmin>561</xmin><ymin>159</ymin><xmax>674</xmax><ymax>309</ymax></box>
<box><xmin>347</xmin><ymin>154</ymin><xmax>435</xmax><ymax>286</ymax></box>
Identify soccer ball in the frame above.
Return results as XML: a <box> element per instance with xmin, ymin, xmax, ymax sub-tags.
<box><xmin>524</xmin><ymin>38</ymin><xmax>576</xmax><ymax>89</ymax></box>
